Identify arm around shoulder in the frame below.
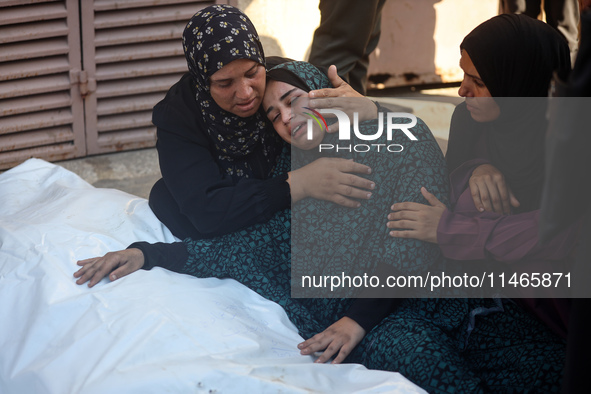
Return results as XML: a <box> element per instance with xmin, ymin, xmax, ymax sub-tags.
<box><xmin>152</xmin><ymin>75</ymin><xmax>290</xmax><ymax>236</ymax></box>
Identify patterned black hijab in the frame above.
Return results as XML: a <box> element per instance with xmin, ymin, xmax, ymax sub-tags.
<box><xmin>182</xmin><ymin>5</ymin><xmax>279</xmax><ymax>178</ymax></box>
<box><xmin>446</xmin><ymin>14</ymin><xmax>571</xmax><ymax>212</ymax></box>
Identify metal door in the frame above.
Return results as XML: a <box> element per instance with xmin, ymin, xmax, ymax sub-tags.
<box><xmin>0</xmin><ymin>0</ymin><xmax>85</xmax><ymax>170</ymax></box>
<box><xmin>81</xmin><ymin>0</ymin><xmax>215</xmax><ymax>155</ymax></box>
<box><xmin>0</xmin><ymin>0</ymin><xmax>220</xmax><ymax>170</ymax></box>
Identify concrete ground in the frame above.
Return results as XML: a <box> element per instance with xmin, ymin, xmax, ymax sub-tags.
<box><xmin>57</xmin><ymin>148</ymin><xmax>161</xmax><ymax>200</ymax></box>
<box><xmin>55</xmin><ymin>87</ymin><xmax>461</xmax><ymax>200</ymax></box>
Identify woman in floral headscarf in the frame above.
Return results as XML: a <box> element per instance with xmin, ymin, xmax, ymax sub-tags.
<box><xmin>148</xmin><ymin>5</ymin><xmax>375</xmax><ymax>241</ymax></box>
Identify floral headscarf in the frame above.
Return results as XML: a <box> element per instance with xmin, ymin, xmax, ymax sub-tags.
<box><xmin>182</xmin><ymin>5</ymin><xmax>280</xmax><ymax>178</ymax></box>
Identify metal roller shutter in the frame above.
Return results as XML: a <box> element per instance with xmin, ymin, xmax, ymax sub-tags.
<box><xmin>81</xmin><ymin>0</ymin><xmax>216</xmax><ymax>155</ymax></box>
<box><xmin>0</xmin><ymin>0</ymin><xmax>85</xmax><ymax>170</ymax></box>
<box><xmin>0</xmin><ymin>0</ymin><xmax>221</xmax><ymax>170</ymax></box>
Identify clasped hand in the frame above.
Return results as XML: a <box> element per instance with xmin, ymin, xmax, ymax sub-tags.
<box><xmin>469</xmin><ymin>163</ymin><xmax>520</xmax><ymax>214</ymax></box>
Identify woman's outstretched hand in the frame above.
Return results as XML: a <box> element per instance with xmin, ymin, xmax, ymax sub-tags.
<box><xmin>288</xmin><ymin>157</ymin><xmax>374</xmax><ymax>208</ymax></box>
<box><xmin>469</xmin><ymin>163</ymin><xmax>520</xmax><ymax>214</ymax></box>
<box><xmin>74</xmin><ymin>248</ymin><xmax>145</xmax><ymax>288</ymax></box>
<box><xmin>298</xmin><ymin>317</ymin><xmax>366</xmax><ymax>364</ymax></box>
<box><xmin>308</xmin><ymin>65</ymin><xmax>378</xmax><ymax>133</ymax></box>
<box><xmin>387</xmin><ymin>187</ymin><xmax>446</xmax><ymax>243</ymax></box>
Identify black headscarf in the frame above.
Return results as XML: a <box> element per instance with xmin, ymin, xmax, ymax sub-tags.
<box><xmin>266</xmin><ymin>60</ymin><xmax>331</xmax><ymax>93</ymax></box>
<box><xmin>182</xmin><ymin>5</ymin><xmax>280</xmax><ymax>178</ymax></box>
<box><xmin>445</xmin><ymin>14</ymin><xmax>571</xmax><ymax>212</ymax></box>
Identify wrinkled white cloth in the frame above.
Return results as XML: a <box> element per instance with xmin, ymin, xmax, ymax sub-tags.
<box><xmin>0</xmin><ymin>159</ymin><xmax>424</xmax><ymax>394</ymax></box>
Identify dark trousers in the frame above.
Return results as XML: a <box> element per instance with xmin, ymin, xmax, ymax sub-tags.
<box><xmin>500</xmin><ymin>0</ymin><xmax>580</xmax><ymax>62</ymax></box>
<box><xmin>308</xmin><ymin>0</ymin><xmax>387</xmax><ymax>95</ymax></box>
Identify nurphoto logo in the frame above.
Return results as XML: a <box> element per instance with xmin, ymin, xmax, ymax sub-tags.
<box><xmin>303</xmin><ymin>109</ymin><xmax>418</xmax><ymax>153</ymax></box>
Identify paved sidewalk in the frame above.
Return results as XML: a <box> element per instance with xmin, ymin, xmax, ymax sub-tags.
<box><xmin>57</xmin><ymin>148</ymin><xmax>161</xmax><ymax>200</ymax></box>
<box><xmin>55</xmin><ymin>87</ymin><xmax>461</xmax><ymax>200</ymax></box>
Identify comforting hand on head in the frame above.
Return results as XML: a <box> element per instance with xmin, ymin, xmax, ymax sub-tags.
<box><xmin>307</xmin><ymin>65</ymin><xmax>378</xmax><ymax>133</ymax></box>
<box><xmin>263</xmin><ymin>62</ymin><xmax>376</xmax><ymax>208</ymax></box>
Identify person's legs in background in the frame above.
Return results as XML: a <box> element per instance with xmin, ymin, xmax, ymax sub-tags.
<box><xmin>544</xmin><ymin>0</ymin><xmax>580</xmax><ymax>63</ymax></box>
<box><xmin>500</xmin><ymin>0</ymin><xmax>542</xmax><ymax>17</ymax></box>
<box><xmin>308</xmin><ymin>0</ymin><xmax>386</xmax><ymax>95</ymax></box>
<box><xmin>500</xmin><ymin>0</ymin><xmax>580</xmax><ymax>63</ymax></box>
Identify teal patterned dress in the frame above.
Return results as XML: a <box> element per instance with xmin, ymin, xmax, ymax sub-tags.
<box><xmin>138</xmin><ymin>62</ymin><xmax>565</xmax><ymax>393</ymax></box>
